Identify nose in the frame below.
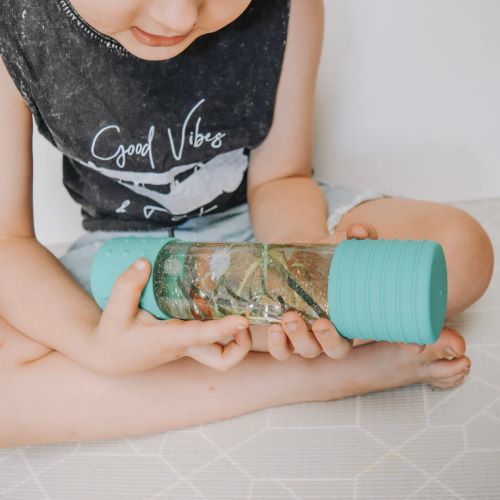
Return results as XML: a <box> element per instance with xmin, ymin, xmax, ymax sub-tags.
<box><xmin>149</xmin><ymin>0</ymin><xmax>199</xmax><ymax>36</ymax></box>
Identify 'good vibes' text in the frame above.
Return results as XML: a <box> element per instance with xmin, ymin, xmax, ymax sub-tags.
<box><xmin>90</xmin><ymin>99</ymin><xmax>226</xmax><ymax>169</ymax></box>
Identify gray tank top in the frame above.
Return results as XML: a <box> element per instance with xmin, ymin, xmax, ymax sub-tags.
<box><xmin>0</xmin><ymin>0</ymin><xmax>290</xmax><ymax>231</ymax></box>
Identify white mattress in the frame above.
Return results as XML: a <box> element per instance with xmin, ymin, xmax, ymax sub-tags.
<box><xmin>1</xmin><ymin>199</ymin><xmax>499</xmax><ymax>500</ymax></box>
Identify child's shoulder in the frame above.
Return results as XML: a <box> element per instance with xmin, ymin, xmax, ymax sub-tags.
<box><xmin>0</xmin><ymin>0</ymin><xmax>45</xmax><ymax>31</ymax></box>
<box><xmin>0</xmin><ymin>0</ymin><xmax>53</xmax><ymax>59</ymax></box>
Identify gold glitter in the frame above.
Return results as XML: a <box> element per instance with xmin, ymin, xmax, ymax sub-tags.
<box><xmin>153</xmin><ymin>242</ymin><xmax>336</xmax><ymax>327</ymax></box>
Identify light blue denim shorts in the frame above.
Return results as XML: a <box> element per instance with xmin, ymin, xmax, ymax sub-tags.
<box><xmin>58</xmin><ymin>179</ymin><xmax>395</xmax><ymax>294</ymax></box>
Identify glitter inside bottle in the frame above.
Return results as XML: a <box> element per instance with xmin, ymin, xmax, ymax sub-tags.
<box><xmin>153</xmin><ymin>242</ymin><xmax>336</xmax><ymax>328</ymax></box>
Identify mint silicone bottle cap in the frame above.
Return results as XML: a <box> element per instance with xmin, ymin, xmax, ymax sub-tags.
<box><xmin>327</xmin><ymin>239</ymin><xmax>448</xmax><ymax>344</ymax></box>
<box><xmin>90</xmin><ymin>236</ymin><xmax>180</xmax><ymax>319</ymax></box>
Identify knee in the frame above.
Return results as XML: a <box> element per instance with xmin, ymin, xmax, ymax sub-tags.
<box><xmin>439</xmin><ymin>206</ymin><xmax>494</xmax><ymax>315</ymax></box>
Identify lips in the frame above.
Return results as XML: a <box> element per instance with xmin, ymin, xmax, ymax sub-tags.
<box><xmin>131</xmin><ymin>26</ymin><xmax>193</xmax><ymax>47</ymax></box>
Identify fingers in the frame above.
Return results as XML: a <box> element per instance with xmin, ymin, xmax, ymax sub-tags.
<box><xmin>268</xmin><ymin>312</ymin><xmax>353</xmax><ymax>361</ymax></box>
<box><xmin>173</xmin><ymin>315</ymin><xmax>250</xmax><ymax>350</ymax></box>
<box><xmin>311</xmin><ymin>317</ymin><xmax>353</xmax><ymax>359</ymax></box>
<box><xmin>346</xmin><ymin>223</ymin><xmax>379</xmax><ymax>240</ymax></box>
<box><xmin>267</xmin><ymin>324</ymin><xmax>294</xmax><ymax>361</ymax></box>
<box><xmin>101</xmin><ymin>259</ymin><xmax>151</xmax><ymax>328</ymax></box>
<box><xmin>330</xmin><ymin>222</ymin><xmax>379</xmax><ymax>245</ymax></box>
<box><xmin>186</xmin><ymin>328</ymin><xmax>252</xmax><ymax>371</ymax></box>
<box><xmin>280</xmin><ymin>311</ymin><xmax>323</xmax><ymax>359</ymax></box>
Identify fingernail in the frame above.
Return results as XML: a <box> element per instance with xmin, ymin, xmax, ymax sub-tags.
<box><xmin>271</xmin><ymin>328</ymin><xmax>282</xmax><ymax>338</ymax></box>
<box><xmin>284</xmin><ymin>321</ymin><xmax>297</xmax><ymax>331</ymax></box>
<box><xmin>445</xmin><ymin>346</ymin><xmax>458</xmax><ymax>358</ymax></box>
<box><xmin>134</xmin><ymin>259</ymin><xmax>147</xmax><ymax>271</ymax></box>
<box><xmin>315</xmin><ymin>328</ymin><xmax>331</xmax><ymax>336</ymax></box>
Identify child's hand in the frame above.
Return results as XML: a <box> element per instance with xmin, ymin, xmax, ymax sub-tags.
<box><xmin>266</xmin><ymin>222</ymin><xmax>378</xmax><ymax>361</ymax></box>
<box><xmin>83</xmin><ymin>259</ymin><xmax>251</xmax><ymax>375</ymax></box>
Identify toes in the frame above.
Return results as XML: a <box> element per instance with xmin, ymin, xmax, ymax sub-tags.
<box><xmin>425</xmin><ymin>327</ymin><xmax>466</xmax><ymax>361</ymax></box>
<box><xmin>312</xmin><ymin>318</ymin><xmax>352</xmax><ymax>359</ymax></box>
<box><xmin>426</xmin><ymin>355</ymin><xmax>471</xmax><ymax>380</ymax></box>
<box><xmin>430</xmin><ymin>369</ymin><xmax>470</xmax><ymax>389</ymax></box>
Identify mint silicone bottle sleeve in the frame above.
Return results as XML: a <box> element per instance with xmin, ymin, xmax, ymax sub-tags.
<box><xmin>327</xmin><ymin>239</ymin><xmax>448</xmax><ymax>344</ymax></box>
<box><xmin>90</xmin><ymin>236</ymin><xmax>180</xmax><ymax>320</ymax></box>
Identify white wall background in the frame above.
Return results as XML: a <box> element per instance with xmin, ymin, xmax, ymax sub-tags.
<box><xmin>313</xmin><ymin>0</ymin><xmax>500</xmax><ymax>200</ymax></box>
<box><xmin>33</xmin><ymin>0</ymin><xmax>500</xmax><ymax>245</ymax></box>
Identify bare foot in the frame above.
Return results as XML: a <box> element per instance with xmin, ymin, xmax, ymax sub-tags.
<box><xmin>311</xmin><ymin>327</ymin><xmax>471</xmax><ymax>401</ymax></box>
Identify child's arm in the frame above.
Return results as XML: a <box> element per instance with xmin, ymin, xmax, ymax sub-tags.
<box><xmin>246</xmin><ymin>0</ymin><xmax>365</xmax><ymax>358</ymax></box>
<box><xmin>0</xmin><ymin>58</ymin><xmax>103</xmax><ymax>356</ymax></box>
<box><xmin>247</xmin><ymin>0</ymin><xmax>328</xmax><ymax>243</ymax></box>
<box><xmin>0</xmin><ymin>58</ymin><xmax>251</xmax><ymax>374</ymax></box>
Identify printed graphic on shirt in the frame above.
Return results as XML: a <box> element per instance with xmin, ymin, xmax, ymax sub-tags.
<box><xmin>76</xmin><ymin>99</ymin><xmax>248</xmax><ymax>222</ymax></box>
<box><xmin>77</xmin><ymin>148</ymin><xmax>247</xmax><ymax>221</ymax></box>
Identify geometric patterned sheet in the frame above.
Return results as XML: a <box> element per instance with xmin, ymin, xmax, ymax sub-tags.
<box><xmin>1</xmin><ymin>199</ymin><xmax>499</xmax><ymax>500</ymax></box>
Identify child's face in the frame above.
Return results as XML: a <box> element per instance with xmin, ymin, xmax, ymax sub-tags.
<box><xmin>70</xmin><ymin>0</ymin><xmax>252</xmax><ymax>61</ymax></box>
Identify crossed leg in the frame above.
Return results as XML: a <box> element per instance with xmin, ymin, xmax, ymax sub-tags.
<box><xmin>251</xmin><ymin>195</ymin><xmax>493</xmax><ymax>391</ymax></box>
<box><xmin>329</xmin><ymin>196</ymin><xmax>493</xmax><ymax>385</ymax></box>
<box><xmin>0</xmin><ymin>196</ymin><xmax>494</xmax><ymax>447</ymax></box>
<box><xmin>336</xmin><ymin>196</ymin><xmax>494</xmax><ymax>319</ymax></box>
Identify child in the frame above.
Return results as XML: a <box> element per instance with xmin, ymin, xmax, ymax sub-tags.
<box><xmin>0</xmin><ymin>0</ymin><xmax>493</xmax><ymax>447</ymax></box>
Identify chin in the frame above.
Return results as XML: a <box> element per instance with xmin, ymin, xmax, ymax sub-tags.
<box><xmin>115</xmin><ymin>31</ymin><xmax>199</xmax><ymax>61</ymax></box>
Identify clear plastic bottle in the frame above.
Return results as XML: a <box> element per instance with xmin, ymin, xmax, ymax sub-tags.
<box><xmin>91</xmin><ymin>237</ymin><xmax>448</xmax><ymax>344</ymax></box>
<box><xmin>154</xmin><ymin>242</ymin><xmax>334</xmax><ymax>328</ymax></box>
